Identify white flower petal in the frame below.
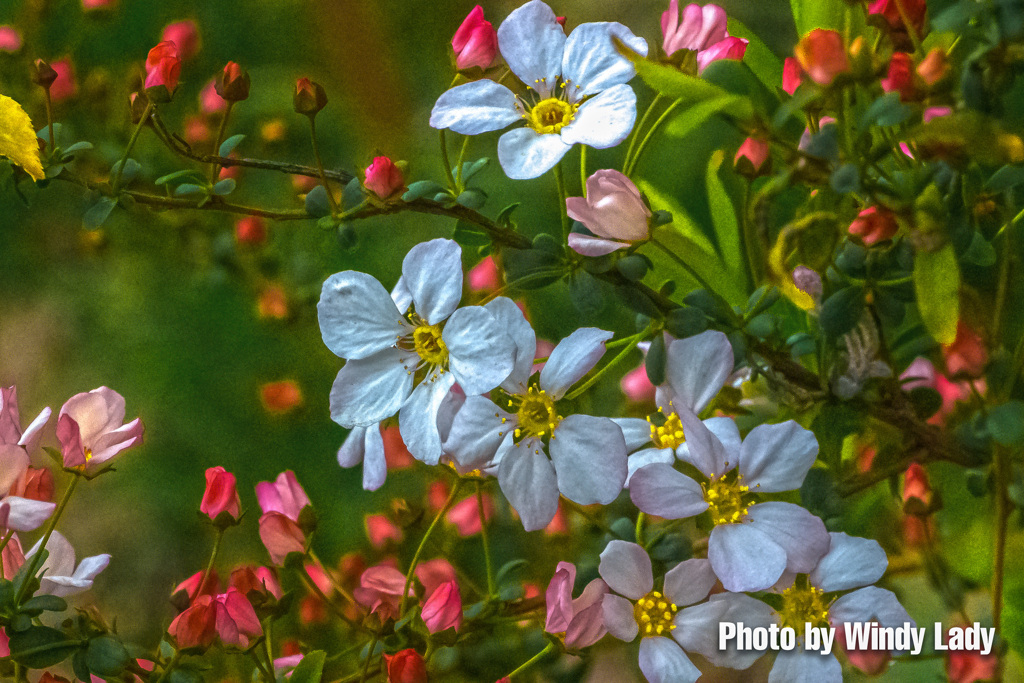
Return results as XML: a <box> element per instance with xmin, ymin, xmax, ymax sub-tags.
<box><xmin>444</xmin><ymin>306</ymin><xmax>516</xmax><ymax>395</ymax></box>
<box><xmin>18</xmin><ymin>407</ymin><xmax>51</xmax><ymax>450</ymax></box>
<box><xmin>830</xmin><ymin>587</ymin><xmax>914</xmax><ymax>632</ymax></box>
<box><xmin>614</xmin><ymin>418</ymin><xmax>654</xmax><ymax>451</ymax></box>
<box><xmin>811</xmin><ymin>532</ymin><xmax>888</xmax><ymax>592</ymax></box>
<box><xmin>498</xmin><ymin>439</ymin><xmax>559</xmax><ymax>531</ymax></box>
<box><xmin>629</xmin><ymin>463</ymin><xmax>707</xmax><ymax>519</ymax></box>
<box><xmin>740</xmin><ymin>420</ymin><xmax>819</xmax><ymax>492</ymax></box>
<box><xmin>429</xmin><ymin>80</ymin><xmax>521</xmax><ymax>134</ymax></box>
<box><xmin>769</xmin><ymin>649</ymin><xmax>842</xmax><ymax>683</ymax></box>
<box><xmin>567</xmin><ymin>233</ymin><xmax>628</xmax><ymax>256</ymax></box>
<box><xmin>336</xmin><ymin>426</ymin><xmax>368</xmax><ymax>468</ymax></box>
<box><xmin>2</xmin><ymin>496</ymin><xmax>56</xmax><ymax>532</ymax></box>
<box><xmin>561</xmin><ymin>22</ymin><xmax>648</xmax><ymax>98</ymax></box>
<box><xmin>497</xmin><ymin>0</ymin><xmax>565</xmax><ymax>90</ymax></box>
<box><xmin>559</xmin><ymin>84</ymin><xmax>637</xmax><ymax>148</ymax></box>
<box><xmin>664</xmin><ymin>558</ymin><xmax>716</xmax><ymax>606</ymax></box>
<box><xmin>444</xmin><ymin>396</ymin><xmax>514</xmax><ymax>470</ymax></box>
<box><xmin>638</xmin><ymin>637</ymin><xmax>701</xmax><ymax>683</ymax></box>
<box><xmin>361</xmin><ymin>425</ymin><xmax>387</xmax><ymax>491</ymax></box>
<box><xmin>746</xmin><ymin>502</ymin><xmax>830</xmax><ymax>574</ymax></box>
<box><xmin>674</xmin><ymin>409</ymin><xmax>729</xmax><ymax>476</ymax></box>
<box><xmin>598</xmin><ymin>540</ymin><xmax>652</xmax><ymax>600</ymax></box>
<box><xmin>391</xmin><ymin>276</ymin><xmax>412</xmax><ymax>312</ymax></box>
<box><xmin>318</xmin><ymin>271</ymin><xmax>405</xmax><ymax>360</ymax></box>
<box><xmin>329</xmin><ymin>349</ymin><xmax>415</xmax><ymax>428</ymax></box>
<box><xmin>540</xmin><ymin>327</ymin><xmax>613</xmax><ymax>399</ymax></box>
<box><xmin>677</xmin><ymin>593</ymin><xmax>774</xmax><ymax>669</ymax></box>
<box><xmin>664</xmin><ymin>331</ymin><xmax>734</xmax><ymax>413</ymax></box>
<box><xmin>498</xmin><ymin>127</ymin><xmax>572</xmax><ymax>180</ymax></box>
<box><xmin>399</xmin><ymin>372</ymin><xmax>456</xmax><ymax>465</ymax></box>
<box><xmin>625</xmin><ymin>448</ymin><xmax>675</xmax><ymax>487</ymax></box>
<box><xmin>402</xmin><ymin>239</ymin><xmax>464</xmax><ymax>325</ymax></box>
<box><xmin>485</xmin><ymin>297</ymin><xmax>537</xmax><ymax>393</ymax></box>
<box><xmin>549</xmin><ymin>414</ymin><xmax>626</xmax><ymax>505</ymax></box>
<box><xmin>603</xmin><ymin>592</ymin><xmax>639</xmax><ymax>641</ymax></box>
<box><xmin>708</xmin><ymin>523</ymin><xmax>787</xmax><ymax>592</ymax></box>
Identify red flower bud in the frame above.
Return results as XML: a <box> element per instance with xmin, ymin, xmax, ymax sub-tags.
<box><xmin>363</xmin><ymin>156</ymin><xmax>405</xmax><ymax>199</ymax></box>
<box><xmin>782</xmin><ymin>56</ymin><xmax>802</xmax><ymax>95</ymax></box>
<box><xmin>168</xmin><ymin>595</ymin><xmax>218</xmax><ymax>649</ymax></box>
<box><xmin>161</xmin><ymin>20</ymin><xmax>200</xmax><ymax>61</ymax></box>
<box><xmin>235</xmin><ymin>216</ymin><xmax>267</xmax><ymax>245</ymax></box>
<box><xmin>868</xmin><ymin>0</ymin><xmax>927</xmax><ymax>34</ymax></box>
<box><xmin>216</xmin><ymin>61</ymin><xmax>250</xmax><ymax>102</ymax></box>
<box><xmin>451</xmin><ymin>6</ymin><xmax>497</xmax><ymax>71</ymax></box>
<box><xmin>734</xmin><ymin>136</ymin><xmax>771</xmax><ymax>177</ymax></box>
<box><xmin>794</xmin><ymin>29</ymin><xmax>848</xmax><ymax>86</ymax></box>
<box><xmin>293</xmin><ymin>78</ymin><xmax>327</xmax><ymax>117</ymax></box>
<box><xmin>881</xmin><ymin>52</ymin><xmax>915</xmax><ymax>101</ymax></box>
<box><xmin>200</xmin><ymin>466</ymin><xmax>241</xmax><ymax>522</ymax></box>
<box><xmin>384</xmin><ymin>649</ymin><xmax>428</xmax><ymax>683</ymax></box>
<box><xmin>144</xmin><ymin>42</ymin><xmax>182</xmax><ymax>100</ymax></box>
<box><xmin>902</xmin><ymin>463</ymin><xmax>932</xmax><ymax>506</ymax></box>
<box><xmin>258</xmin><ymin>512</ymin><xmax>306</xmax><ymax>565</ymax></box>
<box><xmin>847</xmin><ymin>206</ymin><xmax>898</xmax><ymax>245</ymax></box>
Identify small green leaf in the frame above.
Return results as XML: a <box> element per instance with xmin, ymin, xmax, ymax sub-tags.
<box><xmin>819</xmin><ymin>286</ymin><xmax>865</xmax><ymax>338</ymax></box>
<box><xmin>963</xmin><ymin>232</ymin><xmax>997</xmax><ymax>267</ymax></box>
<box><xmin>174</xmin><ymin>183</ymin><xmax>207</xmax><ymax>197</ymax></box>
<box><xmin>109</xmin><ymin>158</ymin><xmax>141</xmax><ymax>184</ymax></box>
<box><xmin>63</xmin><ymin>141</ymin><xmax>93</xmax><ymax>155</ymax></box>
<box><xmin>155</xmin><ymin>169</ymin><xmax>205</xmax><ymax>186</ymax></box>
<box><xmin>988</xmin><ymin>401</ymin><xmax>1024</xmax><ymax>446</ymax></box>
<box><xmin>985</xmin><ymin>164</ymin><xmax>1024</xmax><ymax>191</ymax></box>
<box><xmin>83</xmin><ymin>197</ymin><xmax>116</xmax><ymax>229</ymax></box>
<box><xmin>452</xmin><ymin>220</ymin><xmax>490</xmax><ymax>246</ymax></box>
<box><xmin>664</xmin><ymin>307</ymin><xmax>708</xmax><ymax>338</ymax></box>
<box><xmin>304</xmin><ymin>184</ymin><xmax>331</xmax><ymax>218</ymax></box>
<box><xmin>85</xmin><ymin>636</ymin><xmax>130</xmax><ymax>677</ymax></box>
<box><xmin>858</xmin><ymin>93</ymin><xmax>911</xmax><ymax>134</ymax></box>
<box><xmin>8</xmin><ymin>626</ymin><xmax>81</xmax><ymax>668</ymax></box>
<box><xmin>218</xmin><ymin>134</ymin><xmax>246</xmax><ymax>157</ymax></box>
<box><xmin>456</xmin><ymin>188</ymin><xmax>487</xmax><ymax>209</ymax></box>
<box><xmin>705</xmin><ymin>151</ymin><xmax>748</xmax><ymax>293</ymax></box>
<box><xmin>289</xmin><ymin>650</ymin><xmax>326</xmax><ymax>683</ymax></box>
<box><xmin>402</xmin><ymin>180</ymin><xmax>444</xmax><ymax>202</ymax></box>
<box><xmin>914</xmin><ymin>243</ymin><xmax>960</xmax><ymax>345</ymax></box>
<box><xmin>645</xmin><ymin>334</ymin><xmax>667</xmax><ymax>386</ymax></box>
<box><xmin>20</xmin><ymin>594</ymin><xmax>67</xmax><ymax>613</ymax></box>
<box><xmin>211</xmin><ymin>178</ymin><xmax>236</xmax><ymax>196</ymax></box>
<box><xmin>495</xmin><ymin>559</ymin><xmax>530</xmax><ymax>587</ymax></box>
<box><xmin>496</xmin><ymin>202</ymin><xmax>520</xmax><ymax>226</ymax></box>
<box><xmin>454</xmin><ymin>157</ymin><xmax>489</xmax><ymax>183</ymax></box>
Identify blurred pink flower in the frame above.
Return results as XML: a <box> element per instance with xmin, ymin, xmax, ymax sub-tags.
<box><xmin>881</xmin><ymin>52</ymin><xmax>915</xmax><ymax>101</ymax></box>
<box><xmin>161</xmin><ymin>20</ymin><xmax>200</xmax><ymax>61</ymax></box>
<box><xmin>621</xmin><ymin>365</ymin><xmax>656</xmax><ymax>403</ymax></box>
<box><xmin>354</xmin><ymin>564</ymin><xmax>414</xmax><ymax>621</ymax></box>
<box><xmin>0</xmin><ymin>26</ymin><xmax>21</xmax><ymax>53</ymax></box>
<box><xmin>848</xmin><ymin>206</ymin><xmax>898</xmax><ymax>245</ymax></box>
<box><xmin>943</xmin><ymin>321</ymin><xmax>987</xmax><ymax>377</ymax></box>
<box><xmin>415</xmin><ymin>557</ymin><xmax>457</xmax><ymax>598</ymax></box>
<box><xmin>365</xmin><ymin>513</ymin><xmax>403</xmax><ymax>548</ymax></box>
<box><xmin>256</xmin><ymin>471</ymin><xmax>311</xmax><ymax>521</ymax></box>
<box><xmin>199</xmin><ymin>79</ymin><xmax>227</xmax><ymax>114</ymax></box>
<box><xmin>794</xmin><ymin>29</ymin><xmax>848</xmax><ymax>86</ymax></box>
<box><xmin>49</xmin><ymin>58</ymin><xmax>78</xmax><ymax>102</ymax></box>
<box><xmin>468</xmin><ymin>255</ymin><xmax>501</xmax><ymax>293</ymax></box>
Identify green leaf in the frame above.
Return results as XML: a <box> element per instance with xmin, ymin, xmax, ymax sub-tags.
<box><xmin>8</xmin><ymin>626</ymin><xmax>81</xmax><ymax>668</ymax></box>
<box><xmin>20</xmin><ymin>594</ymin><xmax>67</xmax><ymax>613</ymax></box>
<box><xmin>83</xmin><ymin>197</ymin><xmax>117</xmax><ymax>229</ymax></box>
<box><xmin>665</xmin><ymin>95</ymin><xmax>749</xmax><ymax>139</ymax></box>
<box><xmin>914</xmin><ymin>243</ymin><xmax>960</xmax><ymax>345</ymax></box>
<box><xmin>569</xmin><ymin>271</ymin><xmax>604</xmax><ymax>316</ymax></box>
<box><xmin>858</xmin><ymin>93</ymin><xmax>911</xmax><ymax>134</ymax></box>
<box><xmin>988</xmin><ymin>401</ymin><xmax>1024</xmax><ymax>446</ymax></box>
<box><xmin>645</xmin><ymin>334</ymin><xmax>667</xmax><ymax>386</ymax></box>
<box><xmin>456</xmin><ymin>188</ymin><xmax>487</xmax><ymax>209</ymax></box>
<box><xmin>664</xmin><ymin>307</ymin><xmax>708</xmax><ymax>338</ymax></box>
<box><xmin>452</xmin><ymin>220</ymin><xmax>490</xmax><ymax>246</ymax></box>
<box><xmin>700</xmin><ymin>59</ymin><xmax>778</xmax><ymax>117</ymax></box>
<box><xmin>211</xmin><ymin>178</ymin><xmax>236</xmax><ymax>196</ymax></box>
<box><xmin>289</xmin><ymin>650</ymin><xmax>326</xmax><ymax>683</ymax></box>
<box><xmin>155</xmin><ymin>169</ymin><xmax>205</xmax><ymax>186</ymax></box>
<box><xmin>496</xmin><ymin>202</ymin><xmax>520</xmax><ymax>226</ymax></box>
<box><xmin>63</xmin><ymin>141</ymin><xmax>93</xmax><ymax>155</ymax></box>
<box><xmin>726</xmin><ymin>17</ymin><xmax>783</xmax><ymax>88</ymax></box>
<box><xmin>811</xmin><ymin>403</ymin><xmax>863</xmax><ymax>470</ymax></box>
<box><xmin>402</xmin><ymin>180</ymin><xmax>444</xmax><ymax>202</ymax></box>
<box><xmin>819</xmin><ymin>286</ymin><xmax>865</xmax><ymax>338</ymax></box>
<box><xmin>304</xmin><ymin>184</ymin><xmax>331</xmax><ymax>218</ymax></box>
<box><xmin>705</xmin><ymin>150</ymin><xmax>748</xmax><ymax>294</ymax></box>
<box><xmin>84</xmin><ymin>636</ymin><xmax>130</xmax><ymax>677</ymax></box>
<box><xmin>109</xmin><ymin>158</ymin><xmax>141</xmax><ymax>184</ymax></box>
<box><xmin>454</xmin><ymin>157</ymin><xmax>489</xmax><ymax>183</ymax></box>
<box><xmin>963</xmin><ymin>232</ymin><xmax>997</xmax><ymax>267</ymax></box>
<box><xmin>790</xmin><ymin>0</ymin><xmax>846</xmax><ymax>35</ymax></box>
<box><xmin>174</xmin><ymin>183</ymin><xmax>207</xmax><ymax>197</ymax></box>
<box><xmin>986</xmin><ymin>164</ymin><xmax>1024</xmax><ymax>191</ymax></box>
<box><xmin>494</xmin><ymin>559</ymin><xmax>529</xmax><ymax>587</ymax></box>
<box><xmin>218</xmin><ymin>134</ymin><xmax>246</xmax><ymax>157</ymax></box>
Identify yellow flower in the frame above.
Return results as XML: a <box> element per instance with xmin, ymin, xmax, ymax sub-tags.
<box><xmin>0</xmin><ymin>93</ymin><xmax>44</xmax><ymax>181</ymax></box>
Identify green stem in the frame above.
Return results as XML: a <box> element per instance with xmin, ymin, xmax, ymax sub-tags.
<box><xmin>649</xmin><ymin>232</ymin><xmax>737</xmax><ymax>320</ymax></box>
<box><xmin>191</xmin><ymin>527</ymin><xmax>225</xmax><ymax>601</ymax></box>
<box><xmin>399</xmin><ymin>479</ymin><xmax>464</xmax><ymax>614</ymax></box>
<box><xmin>209</xmin><ymin>101</ymin><xmax>235</xmax><ymax>184</ymax></box>
<box><xmin>454</xmin><ymin>134</ymin><xmax>471</xmax><ymax>192</ymax></box>
<box><xmin>580</xmin><ymin>145</ymin><xmax>588</xmax><ymax>197</ymax></box>
<box><xmin>565</xmin><ymin>332</ymin><xmax>644</xmax><ymax>401</ymax></box>
<box><xmin>0</xmin><ymin>529</ymin><xmax>14</xmax><ymax>560</ymax></box>
<box><xmin>554</xmin><ymin>162</ymin><xmax>570</xmax><ymax>241</ymax></box>
<box><xmin>263</xmin><ymin>617</ymin><xmax>275</xmax><ymax>680</ymax></box>
<box><xmin>45</xmin><ymin>89</ymin><xmax>54</xmax><ymax>156</ymax></box>
<box><xmin>624</xmin><ymin>94</ymin><xmax>663</xmax><ymax>173</ymax></box>
<box><xmin>250</xmin><ymin>649</ymin><xmax>274</xmax><ymax>683</ymax></box>
<box><xmin>440</xmin><ymin>129</ymin><xmax>458</xmax><ymax>192</ymax></box>
<box><xmin>626</xmin><ymin>99</ymin><xmax>681</xmax><ymax>177</ymax></box>
<box><xmin>992</xmin><ymin>446</ymin><xmax>1011</xmax><ymax>633</ymax></box>
<box><xmin>358</xmin><ymin>633</ymin><xmax>381</xmax><ymax>683</ymax></box>
<box><xmin>477</xmin><ymin>482</ymin><xmax>496</xmax><ymax>598</ymax></box>
<box><xmin>152</xmin><ymin>651</ymin><xmax>181</xmax><ymax>683</ymax></box>
<box><xmin>635</xmin><ymin>512</ymin><xmax>646</xmax><ymax>547</ymax></box>
<box><xmin>300</xmin><ymin>562</ymin><xmax>360</xmax><ymax>629</ymax></box>
<box><xmin>309</xmin><ymin>116</ymin><xmax>340</xmax><ymax>215</ymax></box>
<box><xmin>503</xmin><ymin>642</ymin><xmax>555</xmax><ymax>680</ymax></box>
<box><xmin>111</xmin><ymin>102</ymin><xmax>153</xmax><ymax>195</ymax></box>
<box><xmin>309</xmin><ymin>550</ymin><xmax>358</xmax><ymax>606</ymax></box>
<box><xmin>15</xmin><ymin>474</ymin><xmax>79</xmax><ymax>604</ymax></box>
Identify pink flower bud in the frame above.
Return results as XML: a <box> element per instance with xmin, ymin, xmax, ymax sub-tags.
<box><xmin>230</xmin><ymin>566</ymin><xmax>282</xmax><ymax>600</ymax></box>
<box><xmin>868</xmin><ymin>0</ymin><xmax>927</xmax><ymax>33</ymax></box>
<box><xmin>384</xmin><ymin>649</ymin><xmax>428</xmax><ymax>683</ymax></box>
<box><xmin>235</xmin><ymin>216</ymin><xmax>267</xmax><ymax>245</ymax></box>
<box><xmin>943</xmin><ymin>321</ymin><xmax>987</xmax><ymax>377</ymax></box>
<box><xmin>364</xmin><ymin>156</ymin><xmax>405</xmax><ymax>199</ymax></box>
<box><xmin>924</xmin><ymin>106</ymin><xmax>952</xmax><ymax>123</ymax></box>
<box><xmin>917</xmin><ymin>48</ymin><xmax>948</xmax><ymax>86</ymax></box>
<box><xmin>183</xmin><ymin>115</ymin><xmax>211</xmax><ymax>144</ymax></box>
<box><xmin>354</xmin><ymin>565</ymin><xmax>413</xmax><ymax>621</ymax></box>
<box><xmin>199</xmin><ymin>79</ymin><xmax>227</xmax><ymax>114</ymax></box>
<box><xmin>734</xmin><ymin>137</ymin><xmax>771</xmax><ymax>175</ymax></box>
<box><xmin>168</xmin><ymin>595</ymin><xmax>218</xmax><ymax>649</ymax></box>
<box><xmin>0</xmin><ymin>26</ymin><xmax>22</xmax><ymax>53</ymax></box>
<box><xmin>365</xmin><ymin>513</ymin><xmax>403</xmax><ymax>549</ymax></box>
<box><xmin>451</xmin><ymin>6</ymin><xmax>497</xmax><ymax>71</ymax></box>
<box><xmin>947</xmin><ymin>642</ymin><xmax>998</xmax><ymax>683</ymax></box>
<box><xmin>695</xmin><ymin>35</ymin><xmax>747</xmax><ymax>73</ymax></box>
<box><xmin>216</xmin><ymin>61</ymin><xmax>250</xmax><ymax>102</ymax></box>
<box><xmin>661</xmin><ymin>1</ymin><xmax>727</xmax><ymax>57</ymax></box>
<box><xmin>172</xmin><ymin>568</ymin><xmax>219</xmax><ymax>603</ymax></box>
<box><xmin>794</xmin><ymin>29</ymin><xmax>848</xmax><ymax>86</ymax></box>
<box><xmin>415</xmin><ymin>558</ymin><xmax>457</xmax><ymax>599</ymax></box>
<box><xmin>446</xmin><ymin>492</ymin><xmax>493</xmax><ymax>537</ymax></box>
<box><xmin>256</xmin><ymin>471</ymin><xmax>311</xmax><ymax>521</ymax></box>
<box><xmin>421</xmin><ymin>580</ymin><xmax>462</xmax><ymax>633</ymax></box>
<box><xmin>49</xmin><ymin>58</ymin><xmax>78</xmax><ymax>102</ymax></box>
<box><xmin>293</xmin><ymin>78</ymin><xmax>327</xmax><ymax>117</ymax></box>
<box><xmin>145</xmin><ymin>41</ymin><xmax>178</xmax><ymax>72</ymax></box>
<box><xmin>544</xmin><ymin>561</ymin><xmax>608</xmax><ymax>649</ymax></box>
<box><xmin>782</xmin><ymin>56</ymin><xmax>803</xmax><ymax>94</ymax></box>
<box><xmin>161</xmin><ymin>20</ymin><xmax>200</xmax><ymax>61</ymax></box>
<box><xmin>881</xmin><ymin>52</ymin><xmax>915</xmax><ymax>101</ymax></box>
<box><xmin>144</xmin><ymin>42</ymin><xmax>181</xmax><ymax>97</ymax></box>
<box><xmin>468</xmin><ymin>255</ymin><xmax>501</xmax><ymax>293</ymax></box>
<box><xmin>81</xmin><ymin>0</ymin><xmax>115</xmax><ymax>9</ymax></box>
<box><xmin>902</xmin><ymin>463</ymin><xmax>932</xmax><ymax>506</ymax></box>
<box><xmin>0</xmin><ymin>627</ymin><xmax>9</xmax><ymax>657</ymax></box>
<box><xmin>621</xmin><ymin>365</ymin><xmax>656</xmax><ymax>403</ymax></box>
<box><xmin>200</xmin><ymin>466</ymin><xmax>241</xmax><ymax>522</ymax></box>
<box><xmin>56</xmin><ymin>386</ymin><xmax>144</xmax><ymax>472</ymax></box>
<box><xmin>837</xmin><ymin>627</ymin><xmax>891</xmax><ymax>675</ymax></box>
<box><xmin>258</xmin><ymin>512</ymin><xmax>306</xmax><ymax>565</ymax></box>
<box><xmin>847</xmin><ymin>206</ymin><xmax>898</xmax><ymax>245</ymax></box>
<box><xmin>259</xmin><ymin>380</ymin><xmax>303</xmax><ymax>414</ymax></box>
<box><xmin>566</xmin><ymin>170</ymin><xmax>651</xmax><ymax>256</ymax></box>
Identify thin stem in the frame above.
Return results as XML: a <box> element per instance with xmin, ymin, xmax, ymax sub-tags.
<box><xmin>649</xmin><ymin>233</ymin><xmax>737</xmax><ymax>320</ymax></box>
<box><xmin>0</xmin><ymin>529</ymin><xmax>14</xmax><ymax>559</ymax></box>
<box><xmin>309</xmin><ymin>117</ymin><xmax>340</xmax><ymax>215</ymax></box>
<box><xmin>209</xmin><ymin>101</ymin><xmax>235</xmax><ymax>184</ymax></box>
<box><xmin>152</xmin><ymin>651</ymin><xmax>181</xmax><ymax>683</ymax></box>
<box><xmin>454</xmin><ymin>134</ymin><xmax>471</xmax><ymax>192</ymax></box>
<box><xmin>477</xmin><ymin>482</ymin><xmax>495</xmax><ymax>598</ymax></box>
<box><xmin>624</xmin><ymin>94</ymin><xmax>663</xmax><ymax>173</ymax></box>
<box><xmin>503</xmin><ymin>642</ymin><xmax>555</xmax><ymax>680</ymax></box>
<box><xmin>45</xmin><ymin>89</ymin><xmax>54</xmax><ymax>156</ymax></box>
<box><xmin>299</xmin><ymin>562</ymin><xmax>360</xmax><ymax>629</ymax></box>
<box><xmin>554</xmin><ymin>162</ymin><xmax>570</xmax><ymax>241</ymax></box>
<box><xmin>626</xmin><ymin>99</ymin><xmax>681</xmax><ymax>177</ymax></box>
<box><xmin>992</xmin><ymin>446</ymin><xmax>1012</xmax><ymax>633</ymax></box>
<box><xmin>14</xmin><ymin>474</ymin><xmax>79</xmax><ymax>604</ymax></box>
<box><xmin>440</xmin><ymin>129</ymin><xmax>458</xmax><ymax>192</ymax></box>
<box><xmin>191</xmin><ymin>527</ymin><xmax>225</xmax><ymax>601</ymax></box>
<box><xmin>249</xmin><ymin>649</ymin><xmax>274</xmax><ymax>683</ymax></box>
<box><xmin>111</xmin><ymin>102</ymin><xmax>153</xmax><ymax>194</ymax></box>
<box><xmin>580</xmin><ymin>145</ymin><xmax>588</xmax><ymax>197</ymax></box>
<box><xmin>357</xmin><ymin>633</ymin><xmax>381</xmax><ymax>683</ymax></box>
<box><xmin>635</xmin><ymin>512</ymin><xmax>646</xmax><ymax>547</ymax></box>
<box><xmin>565</xmin><ymin>332</ymin><xmax>644</xmax><ymax>401</ymax></box>
<box><xmin>309</xmin><ymin>550</ymin><xmax>358</xmax><ymax>606</ymax></box>
<box><xmin>399</xmin><ymin>479</ymin><xmax>464</xmax><ymax>614</ymax></box>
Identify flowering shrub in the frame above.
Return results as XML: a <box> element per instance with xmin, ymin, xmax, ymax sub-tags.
<box><xmin>2</xmin><ymin>0</ymin><xmax>1024</xmax><ymax>681</ymax></box>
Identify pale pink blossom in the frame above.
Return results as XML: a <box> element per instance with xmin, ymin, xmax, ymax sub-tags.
<box><xmin>56</xmin><ymin>386</ymin><xmax>144</xmax><ymax>472</ymax></box>
<box><xmin>256</xmin><ymin>471</ymin><xmax>311</xmax><ymax>521</ymax></box>
<box><xmin>421</xmin><ymin>579</ymin><xmax>462</xmax><ymax>632</ymax></box>
<box><xmin>567</xmin><ymin>170</ymin><xmax>651</xmax><ymax>255</ymax></box>
<box><xmin>661</xmin><ymin>2</ymin><xmax>748</xmax><ymax>72</ymax></box>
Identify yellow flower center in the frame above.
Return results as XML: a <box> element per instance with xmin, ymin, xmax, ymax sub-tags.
<box><xmin>648</xmin><ymin>410</ymin><xmax>685</xmax><ymax>450</ymax></box>
<box><xmin>633</xmin><ymin>590</ymin><xmax>678</xmax><ymax>637</ymax></box>
<box><xmin>525</xmin><ymin>97</ymin><xmax>577</xmax><ymax>135</ymax></box>
<box><xmin>702</xmin><ymin>472</ymin><xmax>752</xmax><ymax>525</ymax></box>
<box><xmin>779</xmin><ymin>582</ymin><xmax>831</xmax><ymax>636</ymax></box>
<box><xmin>511</xmin><ymin>385</ymin><xmax>561</xmax><ymax>440</ymax></box>
<box><xmin>412</xmin><ymin>323</ymin><xmax>448</xmax><ymax>367</ymax></box>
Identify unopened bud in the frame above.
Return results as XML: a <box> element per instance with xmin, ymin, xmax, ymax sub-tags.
<box><xmin>216</xmin><ymin>61</ymin><xmax>250</xmax><ymax>102</ymax></box>
<box><xmin>294</xmin><ymin>78</ymin><xmax>327</xmax><ymax>117</ymax></box>
<box><xmin>31</xmin><ymin>59</ymin><xmax>58</xmax><ymax>88</ymax></box>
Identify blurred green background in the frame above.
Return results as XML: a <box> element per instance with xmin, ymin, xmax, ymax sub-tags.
<box><xmin>0</xmin><ymin>0</ymin><xmax>806</xmax><ymax>647</ymax></box>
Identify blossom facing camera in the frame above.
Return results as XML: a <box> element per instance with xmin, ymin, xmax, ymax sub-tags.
<box><xmin>56</xmin><ymin>386</ymin><xmax>144</xmax><ymax>473</ymax></box>
<box><xmin>384</xmin><ymin>649</ymin><xmax>428</xmax><ymax>683</ymax></box>
<box><xmin>848</xmin><ymin>206</ymin><xmax>898</xmax><ymax>245</ymax></box>
<box><xmin>452</xmin><ymin>6</ymin><xmax>498</xmax><ymax>71</ymax></box>
<box><xmin>364</xmin><ymin>156</ymin><xmax>405</xmax><ymax>199</ymax></box>
<box><xmin>294</xmin><ymin>78</ymin><xmax>327</xmax><ymax>117</ymax></box>
<box><xmin>566</xmin><ymin>170</ymin><xmax>651</xmax><ymax>256</ymax></box>
<box><xmin>794</xmin><ymin>29</ymin><xmax>848</xmax><ymax>86</ymax></box>
<box><xmin>421</xmin><ymin>579</ymin><xmax>462</xmax><ymax>632</ymax></box>
<box><xmin>200</xmin><ymin>466</ymin><xmax>241</xmax><ymax>523</ymax></box>
<box><xmin>216</xmin><ymin>61</ymin><xmax>250</xmax><ymax>102</ymax></box>
<box><xmin>161</xmin><ymin>20</ymin><xmax>200</xmax><ymax>61</ymax></box>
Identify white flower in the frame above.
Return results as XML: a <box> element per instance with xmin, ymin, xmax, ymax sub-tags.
<box><xmin>26</xmin><ymin>531</ymin><xmax>110</xmax><ymax>598</ymax></box>
<box><xmin>599</xmin><ymin>541</ymin><xmax>726</xmax><ymax>683</ymax></box>
<box><xmin>430</xmin><ymin>0</ymin><xmax>648</xmax><ymax>179</ymax></box>
<box><xmin>629</xmin><ymin>415</ymin><xmax>829</xmax><ymax>592</ymax></box>
<box><xmin>318</xmin><ymin>239</ymin><xmax>516</xmax><ymax>465</ymax></box>
<box><xmin>444</xmin><ymin>299</ymin><xmax>627</xmax><ymax>530</ymax></box>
